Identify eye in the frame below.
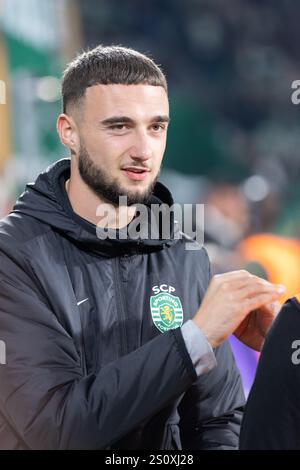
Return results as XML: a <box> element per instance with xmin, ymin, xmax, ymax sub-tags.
<box><xmin>152</xmin><ymin>123</ymin><xmax>166</xmax><ymax>131</ymax></box>
<box><xmin>110</xmin><ymin>124</ymin><xmax>128</xmax><ymax>130</ymax></box>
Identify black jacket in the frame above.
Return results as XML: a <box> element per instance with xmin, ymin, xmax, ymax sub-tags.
<box><xmin>0</xmin><ymin>158</ymin><xmax>245</xmax><ymax>449</ymax></box>
<box><xmin>240</xmin><ymin>296</ymin><xmax>300</xmax><ymax>449</ymax></box>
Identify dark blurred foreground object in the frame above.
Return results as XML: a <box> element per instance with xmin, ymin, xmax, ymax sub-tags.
<box><xmin>240</xmin><ymin>295</ymin><xmax>300</xmax><ymax>449</ymax></box>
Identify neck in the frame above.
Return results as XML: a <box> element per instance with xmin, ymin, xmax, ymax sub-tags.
<box><xmin>65</xmin><ymin>159</ymin><xmax>136</xmax><ymax>229</ymax></box>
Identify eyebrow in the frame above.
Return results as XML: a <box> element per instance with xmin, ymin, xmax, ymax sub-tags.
<box><xmin>100</xmin><ymin>115</ymin><xmax>170</xmax><ymax>126</ymax></box>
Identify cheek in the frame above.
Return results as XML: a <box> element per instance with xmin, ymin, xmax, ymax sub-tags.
<box><xmin>103</xmin><ymin>134</ymin><xmax>134</xmax><ymax>154</ymax></box>
<box><xmin>86</xmin><ymin>135</ymin><xmax>126</xmax><ymax>162</ymax></box>
<box><xmin>154</xmin><ymin>138</ymin><xmax>167</xmax><ymax>163</ymax></box>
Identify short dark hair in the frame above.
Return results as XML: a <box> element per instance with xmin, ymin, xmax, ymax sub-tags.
<box><xmin>62</xmin><ymin>45</ymin><xmax>168</xmax><ymax>113</ymax></box>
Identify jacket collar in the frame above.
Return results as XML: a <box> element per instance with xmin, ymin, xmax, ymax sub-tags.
<box><xmin>14</xmin><ymin>158</ymin><xmax>179</xmax><ymax>257</ymax></box>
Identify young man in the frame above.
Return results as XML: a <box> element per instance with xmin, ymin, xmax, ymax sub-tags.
<box><xmin>0</xmin><ymin>45</ymin><xmax>284</xmax><ymax>449</ymax></box>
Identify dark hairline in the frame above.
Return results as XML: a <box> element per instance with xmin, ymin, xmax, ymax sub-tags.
<box><xmin>64</xmin><ymin>82</ymin><xmax>168</xmax><ymax>115</ymax></box>
<box><xmin>62</xmin><ymin>45</ymin><xmax>168</xmax><ymax>114</ymax></box>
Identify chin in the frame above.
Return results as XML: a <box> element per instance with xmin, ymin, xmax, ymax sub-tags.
<box><xmin>127</xmin><ymin>189</ymin><xmax>148</xmax><ymax>199</ymax></box>
<box><xmin>124</xmin><ymin>188</ymin><xmax>151</xmax><ymax>205</ymax></box>
<box><xmin>122</xmin><ymin>179</ymin><xmax>151</xmax><ymax>191</ymax></box>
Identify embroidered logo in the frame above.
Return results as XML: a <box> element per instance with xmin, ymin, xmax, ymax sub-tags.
<box><xmin>150</xmin><ymin>285</ymin><xmax>183</xmax><ymax>333</ymax></box>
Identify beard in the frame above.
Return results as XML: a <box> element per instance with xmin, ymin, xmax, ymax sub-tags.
<box><xmin>77</xmin><ymin>142</ymin><xmax>158</xmax><ymax>206</ymax></box>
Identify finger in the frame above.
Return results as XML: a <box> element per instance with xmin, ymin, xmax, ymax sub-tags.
<box><xmin>243</xmin><ymin>291</ymin><xmax>284</xmax><ymax>312</ymax></box>
<box><xmin>213</xmin><ymin>270</ymin><xmax>253</xmax><ymax>282</ymax></box>
<box><xmin>236</xmin><ymin>276</ymin><xmax>278</xmax><ymax>289</ymax></box>
<box><xmin>222</xmin><ymin>276</ymin><xmax>279</xmax><ymax>292</ymax></box>
<box><xmin>212</xmin><ymin>275</ymin><xmax>262</xmax><ymax>295</ymax></box>
<box><xmin>237</xmin><ymin>282</ymin><xmax>285</xmax><ymax>300</ymax></box>
<box><xmin>259</xmin><ymin>300</ymin><xmax>282</xmax><ymax>318</ymax></box>
<box><xmin>213</xmin><ymin>271</ymin><xmax>281</xmax><ymax>291</ymax></box>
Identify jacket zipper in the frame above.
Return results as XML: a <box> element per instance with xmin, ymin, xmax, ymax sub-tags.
<box><xmin>113</xmin><ymin>257</ymin><xmax>128</xmax><ymax>356</ymax></box>
<box><xmin>79</xmin><ymin>309</ymin><xmax>88</xmax><ymax>375</ymax></box>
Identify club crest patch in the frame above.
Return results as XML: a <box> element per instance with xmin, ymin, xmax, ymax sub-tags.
<box><xmin>150</xmin><ymin>287</ymin><xmax>184</xmax><ymax>333</ymax></box>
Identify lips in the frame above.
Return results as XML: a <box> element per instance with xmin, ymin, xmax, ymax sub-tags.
<box><xmin>122</xmin><ymin>167</ymin><xmax>150</xmax><ymax>181</ymax></box>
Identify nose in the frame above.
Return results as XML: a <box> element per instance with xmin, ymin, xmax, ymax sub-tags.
<box><xmin>129</xmin><ymin>130</ymin><xmax>152</xmax><ymax>162</ymax></box>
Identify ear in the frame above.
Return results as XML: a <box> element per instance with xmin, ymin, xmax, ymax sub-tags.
<box><xmin>56</xmin><ymin>113</ymin><xmax>80</xmax><ymax>155</ymax></box>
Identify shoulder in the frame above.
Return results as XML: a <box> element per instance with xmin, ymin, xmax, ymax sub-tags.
<box><xmin>172</xmin><ymin>230</ymin><xmax>210</xmax><ymax>263</ymax></box>
<box><xmin>167</xmin><ymin>230</ymin><xmax>211</xmax><ymax>288</ymax></box>
<box><xmin>0</xmin><ymin>212</ymin><xmax>51</xmax><ymax>262</ymax></box>
<box><xmin>0</xmin><ymin>210</ymin><xmax>50</xmax><ymax>241</ymax></box>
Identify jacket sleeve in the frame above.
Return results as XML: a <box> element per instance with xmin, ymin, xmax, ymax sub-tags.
<box><xmin>178</xmin><ymin>246</ymin><xmax>245</xmax><ymax>450</ymax></box>
<box><xmin>0</xmin><ymin>254</ymin><xmax>197</xmax><ymax>449</ymax></box>
<box><xmin>178</xmin><ymin>339</ymin><xmax>245</xmax><ymax>449</ymax></box>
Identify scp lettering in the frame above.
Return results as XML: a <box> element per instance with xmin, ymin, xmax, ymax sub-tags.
<box><xmin>152</xmin><ymin>284</ymin><xmax>176</xmax><ymax>295</ymax></box>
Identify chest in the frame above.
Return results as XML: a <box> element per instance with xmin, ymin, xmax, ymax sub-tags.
<box><xmin>29</xmin><ymin>241</ymin><xmax>204</xmax><ymax>374</ymax></box>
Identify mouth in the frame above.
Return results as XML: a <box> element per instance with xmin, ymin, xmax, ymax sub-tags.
<box><xmin>121</xmin><ymin>167</ymin><xmax>150</xmax><ymax>181</ymax></box>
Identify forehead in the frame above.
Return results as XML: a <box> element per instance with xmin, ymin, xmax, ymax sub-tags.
<box><xmin>83</xmin><ymin>84</ymin><xmax>169</xmax><ymax>120</ymax></box>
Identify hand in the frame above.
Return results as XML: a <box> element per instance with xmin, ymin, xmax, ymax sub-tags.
<box><xmin>193</xmin><ymin>270</ymin><xmax>285</xmax><ymax>349</ymax></box>
<box><xmin>234</xmin><ymin>300</ymin><xmax>282</xmax><ymax>351</ymax></box>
